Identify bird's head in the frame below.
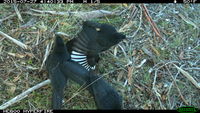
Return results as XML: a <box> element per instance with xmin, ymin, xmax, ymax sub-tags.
<box><xmin>81</xmin><ymin>21</ymin><xmax>126</xmax><ymax>52</ymax></box>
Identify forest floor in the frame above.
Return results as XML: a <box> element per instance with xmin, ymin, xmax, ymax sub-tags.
<box><xmin>0</xmin><ymin>4</ymin><xmax>199</xmax><ymax>109</ymax></box>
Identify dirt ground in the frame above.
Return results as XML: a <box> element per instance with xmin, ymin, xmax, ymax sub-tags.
<box><xmin>0</xmin><ymin>4</ymin><xmax>199</xmax><ymax>109</ymax></box>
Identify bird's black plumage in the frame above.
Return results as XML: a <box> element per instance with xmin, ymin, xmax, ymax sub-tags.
<box><xmin>46</xmin><ymin>35</ymin><xmax>122</xmax><ymax>109</ymax></box>
<box><xmin>66</xmin><ymin>21</ymin><xmax>126</xmax><ymax>70</ymax></box>
<box><xmin>88</xmin><ymin>74</ymin><xmax>122</xmax><ymax>109</ymax></box>
<box><xmin>46</xmin><ymin>36</ymin><xmax>70</xmax><ymax>109</ymax></box>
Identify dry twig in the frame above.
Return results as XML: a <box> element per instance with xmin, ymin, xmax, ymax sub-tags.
<box><xmin>40</xmin><ymin>40</ymin><xmax>53</xmax><ymax>71</ymax></box>
<box><xmin>173</xmin><ymin>64</ymin><xmax>200</xmax><ymax>89</ymax></box>
<box><xmin>165</xmin><ymin>65</ymin><xmax>189</xmax><ymax>105</ymax></box>
<box><xmin>0</xmin><ymin>79</ymin><xmax>51</xmax><ymax>109</ymax></box>
<box><xmin>13</xmin><ymin>4</ymin><xmax>23</xmax><ymax>22</ymax></box>
<box><xmin>66</xmin><ymin>74</ymin><xmax>106</xmax><ymax>103</ymax></box>
<box><xmin>0</xmin><ymin>13</ymin><xmax>17</xmax><ymax>23</ymax></box>
<box><xmin>141</xmin><ymin>4</ymin><xmax>162</xmax><ymax>40</ymax></box>
<box><xmin>126</xmin><ymin>5</ymin><xmax>142</xmax><ymax>39</ymax></box>
<box><xmin>152</xmin><ymin>69</ymin><xmax>165</xmax><ymax>109</ymax></box>
<box><xmin>135</xmin><ymin>59</ymin><xmax>147</xmax><ymax>68</ymax></box>
<box><xmin>0</xmin><ymin>31</ymin><xmax>28</xmax><ymax>49</ymax></box>
<box><xmin>30</xmin><ymin>9</ymin><xmax>118</xmax><ymax>20</ymax></box>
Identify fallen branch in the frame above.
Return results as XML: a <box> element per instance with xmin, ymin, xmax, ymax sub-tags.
<box><xmin>141</xmin><ymin>4</ymin><xmax>162</xmax><ymax>40</ymax></box>
<box><xmin>30</xmin><ymin>9</ymin><xmax>118</xmax><ymax>20</ymax></box>
<box><xmin>0</xmin><ymin>79</ymin><xmax>51</xmax><ymax>109</ymax></box>
<box><xmin>0</xmin><ymin>31</ymin><xmax>28</xmax><ymax>49</ymax></box>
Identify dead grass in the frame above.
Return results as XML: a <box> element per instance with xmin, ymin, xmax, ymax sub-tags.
<box><xmin>0</xmin><ymin>4</ymin><xmax>199</xmax><ymax>110</ymax></box>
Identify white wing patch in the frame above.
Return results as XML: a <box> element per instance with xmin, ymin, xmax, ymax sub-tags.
<box><xmin>71</xmin><ymin>51</ymin><xmax>95</xmax><ymax>71</ymax></box>
<box><xmin>71</xmin><ymin>54</ymin><xmax>86</xmax><ymax>59</ymax></box>
<box><xmin>72</xmin><ymin>51</ymin><xmax>85</xmax><ymax>55</ymax></box>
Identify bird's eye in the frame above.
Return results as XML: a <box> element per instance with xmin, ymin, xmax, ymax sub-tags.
<box><xmin>95</xmin><ymin>28</ymin><xmax>101</xmax><ymax>32</ymax></box>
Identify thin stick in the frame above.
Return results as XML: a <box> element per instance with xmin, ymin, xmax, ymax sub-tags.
<box><xmin>0</xmin><ymin>79</ymin><xmax>51</xmax><ymax>109</ymax></box>
<box><xmin>141</xmin><ymin>4</ymin><xmax>162</xmax><ymax>39</ymax></box>
<box><xmin>66</xmin><ymin>74</ymin><xmax>105</xmax><ymax>103</ymax></box>
<box><xmin>30</xmin><ymin>9</ymin><xmax>118</xmax><ymax>20</ymax></box>
<box><xmin>13</xmin><ymin>4</ymin><xmax>23</xmax><ymax>22</ymax></box>
<box><xmin>66</xmin><ymin>68</ymin><xmax>123</xmax><ymax>102</ymax></box>
<box><xmin>0</xmin><ymin>31</ymin><xmax>28</xmax><ymax>49</ymax></box>
<box><xmin>135</xmin><ymin>59</ymin><xmax>147</xmax><ymax>68</ymax></box>
<box><xmin>0</xmin><ymin>13</ymin><xmax>17</xmax><ymax>23</ymax></box>
<box><xmin>166</xmin><ymin>70</ymin><xmax>180</xmax><ymax>108</ymax></box>
<box><xmin>152</xmin><ymin>70</ymin><xmax>165</xmax><ymax>109</ymax></box>
<box><xmin>173</xmin><ymin>64</ymin><xmax>200</xmax><ymax>89</ymax></box>
<box><xmin>165</xmin><ymin>65</ymin><xmax>189</xmax><ymax>105</ymax></box>
<box><xmin>40</xmin><ymin>40</ymin><xmax>53</xmax><ymax>71</ymax></box>
<box><xmin>129</xmin><ymin>5</ymin><xmax>143</xmax><ymax>38</ymax></box>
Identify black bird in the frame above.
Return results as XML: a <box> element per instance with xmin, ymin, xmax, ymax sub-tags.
<box><xmin>46</xmin><ymin>35</ymin><xmax>122</xmax><ymax>109</ymax></box>
<box><xmin>46</xmin><ymin>36</ymin><xmax>70</xmax><ymax>109</ymax></box>
<box><xmin>66</xmin><ymin>21</ymin><xmax>126</xmax><ymax>71</ymax></box>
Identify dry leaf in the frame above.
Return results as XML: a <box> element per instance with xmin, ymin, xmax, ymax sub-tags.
<box><xmin>117</xmin><ymin>70</ymin><xmax>124</xmax><ymax>81</ymax></box>
<box><xmin>0</xmin><ymin>45</ymin><xmax>3</xmax><ymax>52</ymax></box>
<box><xmin>25</xmin><ymin>52</ymin><xmax>34</xmax><ymax>58</ymax></box>
<box><xmin>134</xmin><ymin>84</ymin><xmax>144</xmax><ymax>91</ymax></box>
<box><xmin>122</xmin><ymin>3</ymin><xmax>128</xmax><ymax>7</ymax></box>
<box><xmin>114</xmin><ymin>46</ymin><xmax>118</xmax><ymax>56</ymax></box>
<box><xmin>60</xmin><ymin>22</ymin><xmax>69</xmax><ymax>26</ymax></box>
<box><xmin>127</xmin><ymin>66</ymin><xmax>133</xmax><ymax>85</ymax></box>
<box><xmin>157</xmin><ymin>82</ymin><xmax>163</xmax><ymax>89</ymax></box>
<box><xmin>118</xmin><ymin>21</ymin><xmax>134</xmax><ymax>32</ymax></box>
<box><xmin>13</xmin><ymin>73</ymin><xmax>21</xmax><ymax>82</ymax></box>
<box><xmin>4</xmin><ymin>81</ymin><xmax>16</xmax><ymax>95</ymax></box>
<box><xmin>132</xmin><ymin>50</ymin><xmax>137</xmax><ymax>56</ymax></box>
<box><xmin>141</xmin><ymin>46</ymin><xmax>154</xmax><ymax>58</ymax></box>
<box><xmin>179</xmin><ymin>51</ymin><xmax>184</xmax><ymax>60</ymax></box>
<box><xmin>162</xmin><ymin>94</ymin><xmax>167</xmax><ymax>101</ymax></box>
<box><xmin>150</xmin><ymin>44</ymin><xmax>160</xmax><ymax>57</ymax></box>
<box><xmin>8</xmin><ymin>85</ymin><xmax>16</xmax><ymax>95</ymax></box>
<box><xmin>7</xmin><ymin>52</ymin><xmax>26</xmax><ymax>58</ymax></box>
